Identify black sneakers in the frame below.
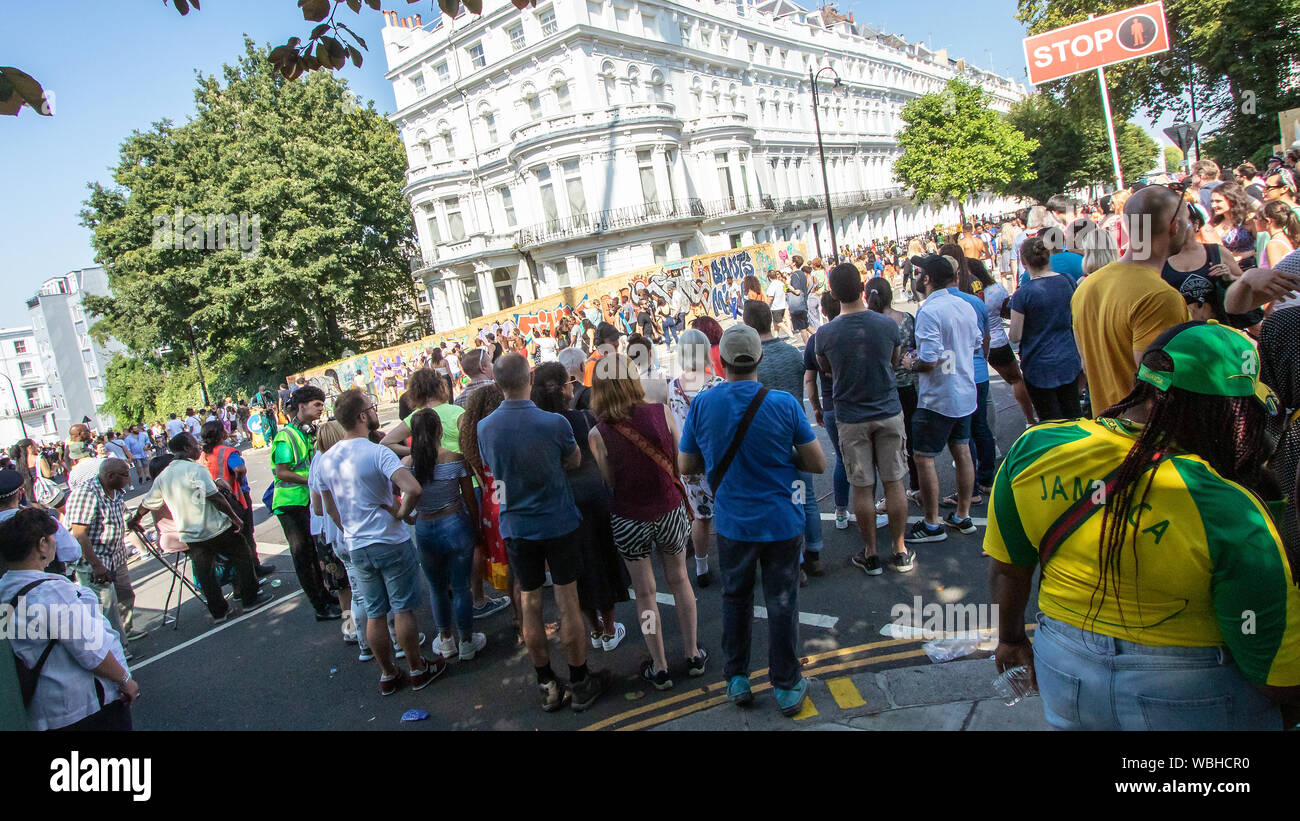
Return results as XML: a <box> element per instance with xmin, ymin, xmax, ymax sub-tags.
<box><xmin>891</xmin><ymin>548</ymin><xmax>916</xmax><ymax>573</ymax></box>
<box><xmin>850</xmin><ymin>552</ymin><xmax>883</xmax><ymax>576</ymax></box>
<box><xmin>905</xmin><ymin>520</ymin><xmax>948</xmax><ymax>543</ymax></box>
<box><xmin>687</xmin><ymin>646</ymin><xmax>709</xmax><ymax>677</ymax></box>
<box><xmin>944</xmin><ymin>512</ymin><xmax>977</xmax><ymax>535</ymax></box>
<box><xmin>540</xmin><ymin>679</ymin><xmax>570</xmax><ymax>712</ymax></box>
<box><xmin>641</xmin><ymin>659</ymin><xmax>673</xmax><ymax>690</ymax></box>
<box><xmin>571</xmin><ymin>668</ymin><xmax>613</xmax><ymax>712</ymax></box>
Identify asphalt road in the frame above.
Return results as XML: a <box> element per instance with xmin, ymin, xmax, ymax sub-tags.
<box><xmin>121</xmin><ymin>325</ymin><xmax>1037</xmax><ymax>731</ymax></box>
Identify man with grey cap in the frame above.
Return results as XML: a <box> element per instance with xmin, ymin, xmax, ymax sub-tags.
<box><xmin>678</xmin><ymin>324</ymin><xmax>826</xmax><ymax>718</ymax></box>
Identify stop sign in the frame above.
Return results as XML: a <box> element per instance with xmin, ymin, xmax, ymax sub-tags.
<box><xmin>1023</xmin><ymin>1</ymin><xmax>1170</xmax><ymax>85</ymax></box>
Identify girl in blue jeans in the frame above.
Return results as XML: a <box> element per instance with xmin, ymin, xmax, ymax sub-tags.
<box><xmin>405</xmin><ymin>408</ymin><xmax>486</xmax><ymax>662</ymax></box>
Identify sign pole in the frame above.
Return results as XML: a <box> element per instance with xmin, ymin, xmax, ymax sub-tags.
<box><xmin>1097</xmin><ymin>64</ymin><xmax>1124</xmax><ymax>190</ymax></box>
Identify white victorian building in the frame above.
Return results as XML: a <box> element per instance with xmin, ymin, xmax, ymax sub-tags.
<box><xmin>381</xmin><ymin>0</ymin><xmax>1027</xmax><ymax>330</ymax></box>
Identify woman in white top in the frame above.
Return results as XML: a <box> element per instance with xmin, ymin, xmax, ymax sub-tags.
<box><xmin>766</xmin><ymin>270</ymin><xmax>792</xmax><ymax>337</ymax></box>
<box><xmin>533</xmin><ymin>327</ymin><xmax>560</xmax><ymax>364</ymax></box>
<box><xmin>664</xmin><ymin>329</ymin><xmax>722</xmax><ymax>586</ymax></box>
<box><xmin>971</xmin><ymin>259</ymin><xmax>1037</xmax><ymax>426</ymax></box>
<box><xmin>0</xmin><ymin>508</ymin><xmax>138</xmax><ymax>730</ymax></box>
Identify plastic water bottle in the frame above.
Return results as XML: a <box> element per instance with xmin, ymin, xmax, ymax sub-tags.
<box><xmin>992</xmin><ymin>665</ymin><xmax>1037</xmax><ymax>706</ymax></box>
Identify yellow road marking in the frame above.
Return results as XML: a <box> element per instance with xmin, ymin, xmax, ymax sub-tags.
<box><xmin>828</xmin><ymin>677</ymin><xmax>866</xmax><ymax>709</ymax></box>
<box><xmin>792</xmin><ymin>696</ymin><xmax>819</xmax><ymax>720</ymax></box>
<box><xmin>585</xmin><ymin>624</ymin><xmax>1036</xmax><ymax>731</ymax></box>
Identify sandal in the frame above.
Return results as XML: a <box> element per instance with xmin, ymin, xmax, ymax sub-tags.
<box><xmin>940</xmin><ymin>493</ymin><xmax>984</xmax><ymax>508</ymax></box>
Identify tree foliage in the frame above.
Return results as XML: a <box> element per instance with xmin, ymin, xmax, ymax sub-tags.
<box><xmin>1165</xmin><ymin>144</ymin><xmax>1185</xmax><ymax>171</ymax></box>
<box><xmin>893</xmin><ymin>79</ymin><xmax>1038</xmax><ymax>223</ymax></box>
<box><xmin>1017</xmin><ymin>0</ymin><xmax>1300</xmax><ymax>167</ymax></box>
<box><xmin>81</xmin><ymin>38</ymin><xmax>424</xmax><ymax>403</ymax></box>
<box><xmin>1006</xmin><ymin>93</ymin><xmax>1158</xmax><ymax>201</ymax></box>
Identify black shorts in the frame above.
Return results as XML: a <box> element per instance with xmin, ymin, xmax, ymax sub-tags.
<box><xmin>987</xmin><ymin>343</ymin><xmax>1018</xmax><ymax>368</ymax></box>
<box><xmin>772</xmin><ymin>308</ymin><xmax>787</xmax><ymax>324</ymax></box>
<box><xmin>790</xmin><ymin>310</ymin><xmax>809</xmax><ymax>331</ymax></box>
<box><xmin>507</xmin><ymin>528</ymin><xmax>583</xmax><ymax>592</ymax></box>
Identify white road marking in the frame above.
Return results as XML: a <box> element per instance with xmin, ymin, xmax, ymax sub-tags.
<box><xmin>629</xmin><ymin>588</ymin><xmax>839</xmax><ymax>629</ymax></box>
<box><xmin>132</xmin><ymin>589</ymin><xmax>304</xmax><ymax>670</ymax></box>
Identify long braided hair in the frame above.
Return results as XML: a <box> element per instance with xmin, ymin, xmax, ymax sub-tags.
<box><xmin>1092</xmin><ymin>347</ymin><xmax>1282</xmax><ymax>624</ymax></box>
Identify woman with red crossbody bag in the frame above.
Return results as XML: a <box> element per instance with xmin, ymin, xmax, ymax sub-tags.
<box><xmin>588</xmin><ymin>353</ymin><xmax>706</xmax><ymax>691</ymax></box>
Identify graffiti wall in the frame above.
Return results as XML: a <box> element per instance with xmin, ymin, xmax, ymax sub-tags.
<box><xmin>290</xmin><ymin>241</ymin><xmax>806</xmax><ymax>384</ymax></box>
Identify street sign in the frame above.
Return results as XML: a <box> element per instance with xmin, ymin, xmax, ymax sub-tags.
<box><xmin>1162</xmin><ymin>121</ymin><xmax>1203</xmax><ymax>153</ymax></box>
<box><xmin>1023</xmin><ymin>1</ymin><xmax>1170</xmax><ymax>86</ymax></box>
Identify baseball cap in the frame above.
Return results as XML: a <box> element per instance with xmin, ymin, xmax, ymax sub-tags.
<box><xmin>0</xmin><ymin>468</ymin><xmax>21</xmax><ymax>501</ymax></box>
<box><xmin>718</xmin><ymin>324</ymin><xmax>762</xmax><ymax>367</ymax></box>
<box><xmin>910</xmin><ymin>254</ymin><xmax>955</xmax><ymax>281</ymax></box>
<box><xmin>1136</xmin><ymin>321</ymin><xmax>1278</xmax><ymax>413</ymax></box>
<box><xmin>1178</xmin><ymin>273</ymin><xmax>1216</xmax><ymax>306</ymax></box>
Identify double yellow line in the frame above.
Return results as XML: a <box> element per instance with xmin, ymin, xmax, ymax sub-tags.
<box><xmin>581</xmin><ymin>624</ymin><xmax>1036</xmax><ymax>732</ymax></box>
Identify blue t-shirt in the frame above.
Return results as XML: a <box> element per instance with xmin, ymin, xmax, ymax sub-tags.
<box><xmin>1008</xmin><ymin>274</ymin><xmax>1082</xmax><ymax>389</ymax></box>
<box><xmin>814</xmin><ymin>310</ymin><xmax>902</xmax><ymax>423</ymax></box>
<box><xmin>226</xmin><ymin>451</ymin><xmax>251</xmax><ymax>496</ymax></box>
<box><xmin>946</xmin><ymin>288</ymin><xmax>989</xmax><ymax>384</ymax></box>
<box><xmin>1019</xmin><ymin>252</ymin><xmax>1085</xmax><ymax>289</ymax></box>
<box><xmin>679</xmin><ymin>380</ymin><xmax>816</xmax><ymax>542</ymax></box>
<box><xmin>477</xmin><ymin>399</ymin><xmax>581</xmax><ymax>540</ymax></box>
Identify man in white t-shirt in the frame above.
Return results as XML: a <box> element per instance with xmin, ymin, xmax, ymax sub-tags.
<box><xmin>184</xmin><ymin>410</ymin><xmax>202</xmax><ymax>437</ymax></box>
<box><xmin>318</xmin><ymin>388</ymin><xmax>445</xmax><ymax>695</ymax></box>
<box><xmin>766</xmin><ymin>270</ymin><xmax>791</xmax><ymax>337</ymax></box>
<box><xmin>164</xmin><ymin>413</ymin><xmax>185</xmax><ymax>439</ymax></box>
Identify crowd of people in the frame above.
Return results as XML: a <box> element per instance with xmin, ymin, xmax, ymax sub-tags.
<box><xmin>7</xmin><ymin>147</ymin><xmax>1300</xmax><ymax>731</ymax></box>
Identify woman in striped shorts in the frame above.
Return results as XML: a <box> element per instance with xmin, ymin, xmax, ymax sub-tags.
<box><xmin>588</xmin><ymin>354</ymin><xmax>706</xmax><ymax>691</ymax></box>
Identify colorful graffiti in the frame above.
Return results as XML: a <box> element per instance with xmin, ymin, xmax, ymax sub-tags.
<box><xmin>291</xmin><ymin>241</ymin><xmax>806</xmax><ymax>384</ymax></box>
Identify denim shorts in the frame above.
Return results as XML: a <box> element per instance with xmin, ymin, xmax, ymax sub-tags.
<box><xmin>911</xmin><ymin>407</ymin><xmax>971</xmax><ymax>457</ymax></box>
<box><xmin>1032</xmin><ymin>613</ymin><xmax>1283</xmax><ymax>731</ymax></box>
<box><xmin>348</xmin><ymin>539</ymin><xmax>425</xmax><ymax>619</ymax></box>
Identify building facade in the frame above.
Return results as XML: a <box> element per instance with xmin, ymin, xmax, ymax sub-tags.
<box><xmin>0</xmin><ymin>327</ymin><xmax>56</xmax><ymax>446</ymax></box>
<box><xmin>25</xmin><ymin>267</ymin><xmax>123</xmax><ymax>439</ymax></box>
<box><xmin>382</xmin><ymin>0</ymin><xmax>1027</xmax><ymax>330</ymax></box>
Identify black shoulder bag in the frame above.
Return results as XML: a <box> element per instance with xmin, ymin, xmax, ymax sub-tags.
<box><xmin>707</xmin><ymin>387</ymin><xmax>770</xmax><ymax>494</ymax></box>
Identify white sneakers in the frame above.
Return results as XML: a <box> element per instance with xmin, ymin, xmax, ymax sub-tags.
<box><xmin>458</xmin><ymin>632</ymin><xmax>487</xmax><ymax>661</ymax></box>
<box><xmin>431</xmin><ymin>634</ymin><xmax>458</xmax><ymax>659</ymax></box>
<box><xmin>431</xmin><ymin>632</ymin><xmax>489</xmax><ymax>661</ymax></box>
<box><xmin>601</xmin><ymin>622</ymin><xmax>626</xmax><ymax>652</ymax></box>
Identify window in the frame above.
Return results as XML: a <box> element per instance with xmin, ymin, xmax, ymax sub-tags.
<box><xmin>500</xmin><ymin>187</ymin><xmax>516</xmax><ymax>227</ymax></box>
<box><xmin>540</xmin><ymin>8</ymin><xmax>557</xmax><ymax>35</ymax></box>
<box><xmin>730</xmin><ymin>233</ymin><xmax>743</xmax><ymax>249</ymax></box>
<box><xmin>580</xmin><ymin>255</ymin><xmax>599</xmax><ymax>281</ymax></box>
<box><xmin>525</xmin><ymin>86</ymin><xmax>543</xmax><ymax>120</ymax></box>
<box><xmin>509</xmin><ymin>25</ymin><xmax>526</xmax><ymax>51</ymax></box>
<box><xmin>442</xmin><ymin>131</ymin><xmax>455</xmax><ymax>157</ymax></box>
<box><xmin>435</xmin><ymin>62</ymin><xmax>449</xmax><ymax>84</ymax></box>
<box><xmin>720</xmin><ymin>36</ymin><xmax>730</xmax><ymax>54</ymax></box>
<box><xmin>563</xmin><ymin>159</ymin><xmax>586</xmax><ymax>217</ymax></box>
<box><xmin>25</xmin><ymin>387</ymin><xmax>39</xmax><ymax>404</ymax></box>
<box><xmin>494</xmin><ymin>268</ymin><xmax>515</xmax><ymax>311</ymax></box>
<box><xmin>555</xmin><ymin>80</ymin><xmax>572</xmax><ymax>112</ymax></box>
<box><xmin>779</xmin><ymin>49</ymin><xmax>788</xmax><ymax>68</ymax></box>
<box><xmin>638</xmin><ymin>149</ymin><xmax>658</xmax><ymax>206</ymax></box>
<box><xmin>701</xmin><ymin>30</ymin><xmax>712</xmax><ymax>49</ymax></box>
<box><xmin>483</xmin><ymin>111</ymin><xmax>498</xmax><ymax>143</ymax></box>
<box><xmin>412</xmin><ymin>74</ymin><xmax>426</xmax><ymax>96</ymax></box>
<box><xmin>735</xmin><ymin>0</ymin><xmax>746</xmax><ymax>15</ymax></box>
<box><xmin>468</xmin><ymin>42</ymin><xmax>485</xmax><ymax>69</ymax></box>
<box><xmin>716</xmin><ymin>151</ymin><xmax>734</xmax><ymax>201</ymax></box>
<box><xmin>664</xmin><ymin>149</ymin><xmax>679</xmax><ymax>202</ymax></box>
<box><xmin>649</xmin><ymin>70</ymin><xmax>665</xmax><ymax>102</ymax></box>
<box><xmin>13</xmin><ymin>340</ymin><xmax>26</xmax><ymax>354</ymax></box>
<box><xmin>444</xmin><ymin>198</ymin><xmax>466</xmax><ymax>242</ymax></box>
<box><xmin>463</xmin><ymin>278</ymin><xmax>483</xmax><ymax>320</ymax></box>
<box><xmin>536</xmin><ymin>166</ymin><xmax>558</xmax><ymax>222</ymax></box>
<box><xmin>680</xmin><ymin>24</ymin><xmax>690</xmax><ymax>45</ymax></box>
<box><xmin>614</xmin><ymin>6</ymin><xmax>629</xmax><ymax>28</ymax></box>
<box><xmin>653</xmin><ymin>243</ymin><xmax>668</xmax><ymax>264</ymax></box>
<box><xmin>748</xmin><ymin>43</ymin><xmax>756</xmax><ymax>62</ymax></box>
<box><xmin>17</xmin><ymin>361</ymin><xmax>33</xmax><ymax>377</ymax></box>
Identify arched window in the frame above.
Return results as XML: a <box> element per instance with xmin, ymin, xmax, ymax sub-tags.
<box><xmin>550</xmin><ymin>69</ymin><xmax>572</xmax><ymax>112</ymax></box>
<box><xmin>649</xmin><ymin>69</ymin><xmax>666</xmax><ymax>103</ymax></box>
<box><xmin>477</xmin><ymin>103</ymin><xmax>498</xmax><ymax>144</ymax></box>
<box><xmin>709</xmin><ymin>80</ymin><xmax>721</xmax><ymax>114</ymax></box>
<box><xmin>520</xmin><ymin>82</ymin><xmax>542</xmax><ymax>121</ymax></box>
<box><xmin>413</xmin><ymin>129</ymin><xmax>429</xmax><ymax>165</ymax></box>
<box><xmin>727</xmin><ymin>83</ymin><xmax>738</xmax><ymax>113</ymax></box>
<box><xmin>690</xmin><ymin>75</ymin><xmax>704</xmax><ymax>114</ymax></box>
<box><xmin>600</xmin><ymin>61</ymin><xmax>617</xmax><ymax>106</ymax></box>
<box><xmin>627</xmin><ymin>64</ymin><xmax>642</xmax><ymax>103</ymax></box>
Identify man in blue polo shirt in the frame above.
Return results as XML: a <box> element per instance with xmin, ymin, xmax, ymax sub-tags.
<box><xmin>679</xmin><ymin>325</ymin><xmax>826</xmax><ymax>717</ymax></box>
<box><xmin>477</xmin><ymin>353</ymin><xmax>612</xmax><ymax>714</ymax></box>
<box><xmin>942</xmin><ymin>260</ymin><xmax>994</xmax><ymax>509</ymax></box>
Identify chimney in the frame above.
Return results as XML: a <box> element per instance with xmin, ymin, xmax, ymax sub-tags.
<box><xmin>849</xmin><ymin>11</ymin><xmax>854</xmax><ymax>21</ymax></box>
<box><xmin>401</xmin><ymin>16</ymin><xmax>410</xmax><ymax>27</ymax></box>
<box><xmin>414</xmin><ymin>14</ymin><xmax>422</xmax><ymax>26</ymax></box>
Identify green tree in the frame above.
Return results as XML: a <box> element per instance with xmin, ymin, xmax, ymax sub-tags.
<box><xmin>81</xmin><ymin>39</ymin><xmax>423</xmax><ymax>406</ymax></box>
<box><xmin>893</xmin><ymin>79</ymin><xmax>1038</xmax><ymax>223</ymax></box>
<box><xmin>1007</xmin><ymin>93</ymin><xmax>1159</xmax><ymax>201</ymax></box>
<box><xmin>1018</xmin><ymin>0</ymin><xmax>1300</xmax><ymax>167</ymax></box>
<box><xmin>1164</xmin><ymin>144</ymin><xmax>1185</xmax><ymax>173</ymax></box>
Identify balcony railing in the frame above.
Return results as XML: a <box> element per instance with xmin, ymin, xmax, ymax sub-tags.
<box><xmin>697</xmin><ymin>194</ymin><xmax>776</xmax><ymax>218</ymax></box>
<box><xmin>1</xmin><ymin>401</ymin><xmax>53</xmax><ymax>419</ymax></box>
<box><xmin>516</xmin><ymin>197</ymin><xmax>704</xmax><ymax>246</ymax></box>
<box><xmin>776</xmin><ymin>187</ymin><xmax>909</xmax><ymax>213</ymax></box>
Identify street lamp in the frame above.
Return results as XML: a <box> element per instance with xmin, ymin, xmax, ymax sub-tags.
<box><xmin>185</xmin><ymin>324</ymin><xmax>211</xmax><ymax>407</ymax></box>
<box><xmin>1</xmin><ymin>371</ymin><xmax>29</xmax><ymax>440</ymax></box>
<box><xmin>809</xmin><ymin>65</ymin><xmax>842</xmax><ymax>263</ymax></box>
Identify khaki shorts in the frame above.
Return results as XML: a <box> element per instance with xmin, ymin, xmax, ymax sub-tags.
<box><xmin>838</xmin><ymin>412</ymin><xmax>908</xmax><ymax>488</ymax></box>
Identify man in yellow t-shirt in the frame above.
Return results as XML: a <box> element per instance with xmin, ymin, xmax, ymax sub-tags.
<box><xmin>1071</xmin><ymin>186</ymin><xmax>1191</xmax><ymax>416</ymax></box>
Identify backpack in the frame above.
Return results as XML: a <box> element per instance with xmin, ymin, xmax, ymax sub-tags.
<box><xmin>6</xmin><ymin>579</ymin><xmax>103</xmax><ymax>709</ymax></box>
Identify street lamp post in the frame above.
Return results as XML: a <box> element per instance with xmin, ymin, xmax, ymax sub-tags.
<box><xmin>810</xmin><ymin>66</ymin><xmax>842</xmax><ymax>264</ymax></box>
<box><xmin>1</xmin><ymin>372</ymin><xmax>29</xmax><ymax>440</ymax></box>
<box><xmin>185</xmin><ymin>324</ymin><xmax>211</xmax><ymax>407</ymax></box>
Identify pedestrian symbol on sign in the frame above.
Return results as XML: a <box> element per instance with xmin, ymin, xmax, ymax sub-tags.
<box><xmin>1117</xmin><ymin>14</ymin><xmax>1157</xmax><ymax>51</ymax></box>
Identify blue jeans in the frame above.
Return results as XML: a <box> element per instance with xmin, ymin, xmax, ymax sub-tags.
<box><xmin>414</xmin><ymin>511</ymin><xmax>477</xmax><ymax>638</ymax></box>
<box><xmin>349</xmin><ymin>539</ymin><xmax>425</xmax><ymax>619</ymax></box>
<box><xmin>718</xmin><ymin>533</ymin><xmax>804</xmax><ymax>690</ymax></box>
<box><xmin>662</xmin><ymin>317</ymin><xmax>680</xmax><ymax>346</ymax></box>
<box><xmin>969</xmin><ymin>380</ymin><xmax>996</xmax><ymax>489</ymax></box>
<box><xmin>821</xmin><ymin>409</ymin><xmax>851</xmax><ymax>511</ymax></box>
<box><xmin>797</xmin><ymin>471</ymin><xmax>822</xmax><ymax>555</ymax></box>
<box><xmin>1032</xmin><ymin>613</ymin><xmax>1283</xmax><ymax>731</ymax></box>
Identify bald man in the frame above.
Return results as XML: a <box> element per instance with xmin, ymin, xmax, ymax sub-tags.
<box><xmin>66</xmin><ymin>457</ymin><xmax>142</xmax><ymax>647</ymax></box>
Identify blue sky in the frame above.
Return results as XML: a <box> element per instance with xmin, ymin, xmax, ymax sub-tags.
<box><xmin>0</xmin><ymin>0</ymin><xmax>1168</xmax><ymax>330</ymax></box>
